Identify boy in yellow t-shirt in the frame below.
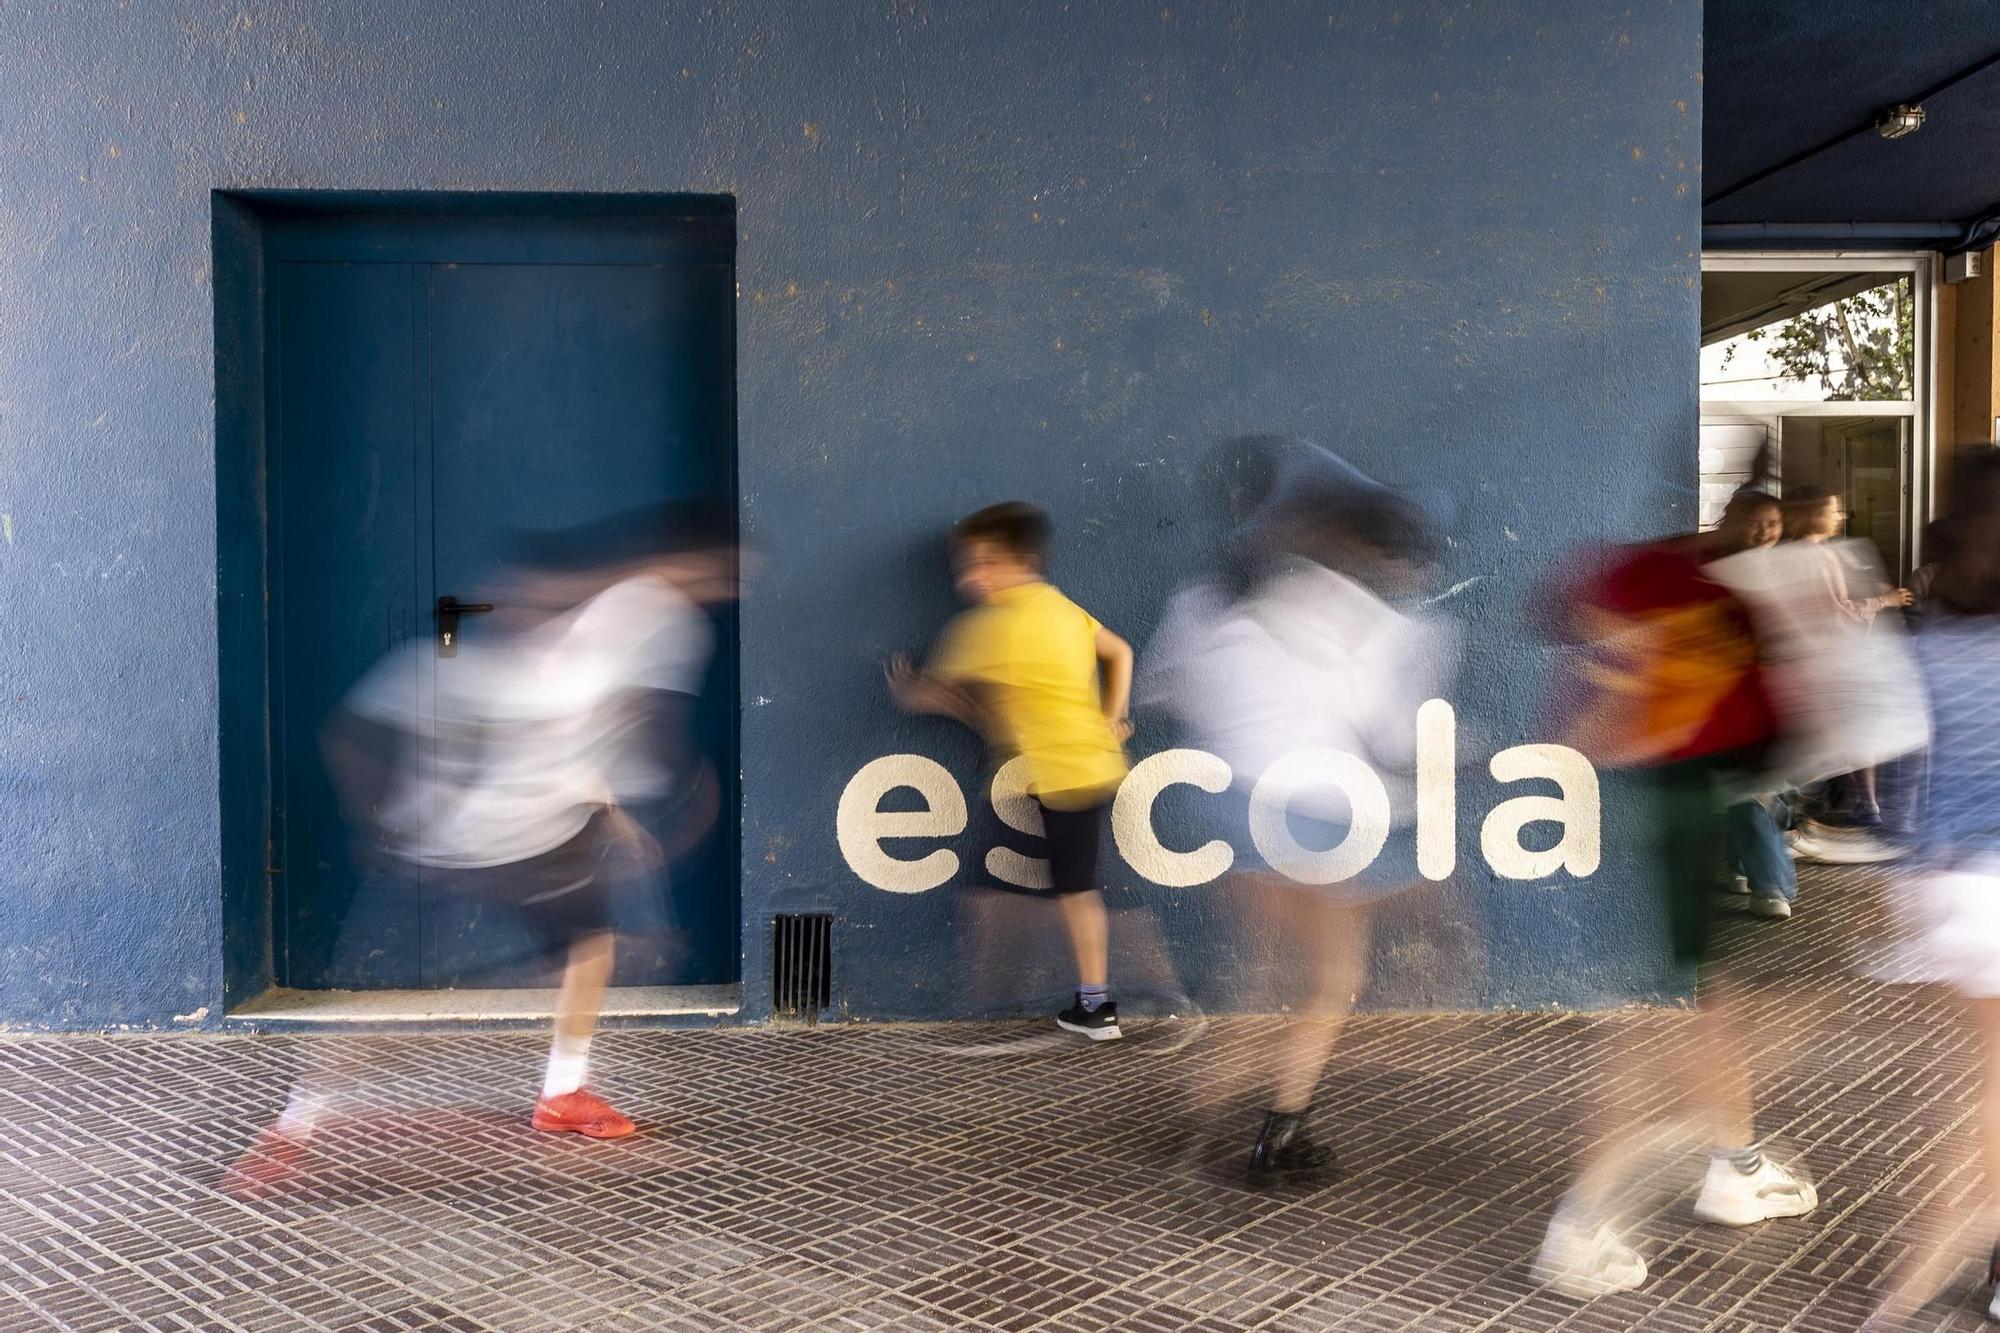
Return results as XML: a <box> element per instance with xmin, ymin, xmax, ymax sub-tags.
<box><xmin>887</xmin><ymin>501</ymin><xmax>1135</xmax><ymax>1040</ymax></box>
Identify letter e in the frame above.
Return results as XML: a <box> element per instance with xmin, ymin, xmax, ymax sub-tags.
<box><xmin>836</xmin><ymin>755</ymin><xmax>967</xmax><ymax>893</ymax></box>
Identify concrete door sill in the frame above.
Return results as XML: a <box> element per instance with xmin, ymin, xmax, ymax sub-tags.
<box><xmin>225</xmin><ymin>984</ymin><xmax>741</xmax><ymax>1029</ymax></box>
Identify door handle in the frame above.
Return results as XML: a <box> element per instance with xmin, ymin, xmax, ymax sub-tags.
<box><xmin>435</xmin><ymin>595</ymin><xmax>494</xmax><ymax>657</ymax></box>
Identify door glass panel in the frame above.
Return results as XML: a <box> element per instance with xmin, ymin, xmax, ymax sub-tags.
<box><xmin>1702</xmin><ymin>274</ymin><xmax>1914</xmax><ymax>402</ymax></box>
<box><xmin>1838</xmin><ymin>418</ymin><xmax>1908</xmax><ymax>581</ymax></box>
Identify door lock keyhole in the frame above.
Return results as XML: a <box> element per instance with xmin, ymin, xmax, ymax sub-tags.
<box><xmin>434</xmin><ymin>595</ymin><xmax>494</xmax><ymax>657</ymax></box>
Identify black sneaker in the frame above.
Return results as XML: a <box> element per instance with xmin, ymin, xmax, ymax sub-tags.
<box><xmin>1055</xmin><ymin>996</ymin><xmax>1122</xmax><ymax>1042</ymax></box>
<box><xmin>1247</xmin><ymin>1109</ymin><xmax>1335</xmax><ymax>1186</ymax></box>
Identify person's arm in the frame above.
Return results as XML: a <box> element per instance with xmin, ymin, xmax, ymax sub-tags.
<box><xmin>885</xmin><ymin>653</ymin><xmax>984</xmax><ymax>728</ymax></box>
<box><xmin>1095</xmin><ymin>626</ymin><xmax>1134</xmax><ymax>741</ymax></box>
<box><xmin>1823</xmin><ymin>547</ymin><xmax>1911</xmax><ymax>621</ymax></box>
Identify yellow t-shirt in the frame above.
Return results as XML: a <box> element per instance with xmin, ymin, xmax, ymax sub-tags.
<box><xmin>930</xmin><ymin>582</ymin><xmax>1129</xmax><ymax>809</ymax></box>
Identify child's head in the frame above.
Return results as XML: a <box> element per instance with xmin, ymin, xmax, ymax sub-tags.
<box><xmin>1262</xmin><ymin>483</ymin><xmax>1440</xmax><ymax>597</ymax></box>
<box><xmin>1717</xmin><ymin>488</ymin><xmax>1783</xmax><ymax>553</ymax></box>
<box><xmin>1209</xmin><ymin>434</ymin><xmax>1288</xmax><ymax>525</ymax></box>
<box><xmin>1782</xmin><ymin>488</ymin><xmax>1843</xmax><ymax>541</ymax></box>
<box><xmin>950</xmin><ymin>501</ymin><xmax>1050</xmax><ymax>603</ymax></box>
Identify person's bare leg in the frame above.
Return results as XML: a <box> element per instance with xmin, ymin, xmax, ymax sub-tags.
<box><xmin>1561</xmin><ymin>1045</ymin><xmax>1660</xmax><ymax>1226</ymax></box>
<box><xmin>1248</xmin><ymin>882</ymin><xmax>1375</xmax><ymax>1183</ymax></box>
<box><xmin>1870</xmin><ymin>996</ymin><xmax>2000</xmax><ymax>1322</ymax></box>
<box><xmin>1690</xmin><ymin>970</ymin><xmax>1755</xmax><ymax>1148</ymax></box>
<box><xmin>1974</xmin><ymin>997</ymin><xmax>2000</xmax><ymax>1207</ymax></box>
<box><xmin>1537</xmin><ymin>1003</ymin><xmax>1697</xmax><ymax>1296</ymax></box>
<box><xmin>1184</xmin><ymin>873</ymin><xmax>1287</xmax><ymax>1125</ymax></box>
<box><xmin>1561</xmin><ymin>968</ymin><xmax>1751</xmax><ymax>1215</ymax></box>
<box><xmin>1542</xmin><ymin>963</ymin><xmax>1768</xmax><ymax>1294</ymax></box>
<box><xmin>531</xmin><ymin>930</ymin><xmax>637</xmax><ymax>1137</ymax></box>
<box><xmin>1688</xmin><ymin>962</ymin><xmax>1819</xmax><ymax>1228</ymax></box>
<box><xmin>1271</xmin><ymin>890</ymin><xmax>1373</xmax><ymax>1114</ymax></box>
<box><xmin>555</xmin><ymin>930</ymin><xmax>614</xmax><ymax>1042</ymax></box>
<box><xmin>1057</xmin><ymin>889</ymin><xmax>1110</xmax><ymax>989</ymax></box>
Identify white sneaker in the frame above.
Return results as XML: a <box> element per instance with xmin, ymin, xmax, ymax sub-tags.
<box><xmin>1746</xmin><ymin>895</ymin><xmax>1792</xmax><ymax>920</ymax></box>
<box><xmin>1786</xmin><ymin>824</ymin><xmax>1900</xmax><ymax>866</ymax></box>
<box><xmin>1722</xmin><ymin>874</ymin><xmax>1752</xmax><ymax>895</ymax></box>
<box><xmin>1534</xmin><ymin>1207</ymin><xmax>1647</xmax><ymax>1298</ymax></box>
<box><xmin>1691</xmin><ymin>1152</ymin><xmax>1817</xmax><ymax>1226</ymax></box>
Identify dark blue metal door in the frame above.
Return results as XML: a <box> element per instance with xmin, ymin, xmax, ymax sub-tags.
<box><xmin>270</xmin><ymin>210</ymin><xmax>737</xmax><ymax>990</ymax></box>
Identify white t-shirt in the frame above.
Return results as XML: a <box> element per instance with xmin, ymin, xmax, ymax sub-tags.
<box><xmin>1150</xmin><ymin>561</ymin><xmax>1459</xmax><ymax>821</ymax></box>
<box><xmin>1707</xmin><ymin>540</ymin><xmax>1928</xmax><ymax>786</ymax></box>
<box><xmin>345</xmin><ymin>574</ymin><xmax>713</xmax><ymax>869</ymax></box>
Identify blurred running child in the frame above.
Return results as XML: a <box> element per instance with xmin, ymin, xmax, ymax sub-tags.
<box><xmin>1864</xmin><ymin>447</ymin><xmax>2000</xmax><ymax>1328</ymax></box>
<box><xmin>230</xmin><ymin>502</ymin><xmax>738</xmax><ymax>1188</ymax></box>
<box><xmin>1535</xmin><ymin>516</ymin><xmax>1818</xmax><ymax>1298</ymax></box>
<box><xmin>886</xmin><ymin>502</ymin><xmax>1135</xmax><ymax>1040</ymax></box>
<box><xmin>1144</xmin><ymin>448</ymin><xmax>1460</xmax><ymax>1184</ymax></box>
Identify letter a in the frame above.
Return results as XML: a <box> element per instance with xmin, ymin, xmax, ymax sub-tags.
<box><xmin>1479</xmin><ymin>744</ymin><xmax>1600</xmax><ymax>880</ymax></box>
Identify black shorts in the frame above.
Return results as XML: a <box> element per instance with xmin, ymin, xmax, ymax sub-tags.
<box><xmin>430</xmin><ymin>815</ymin><xmax>631</xmax><ymax>954</ymax></box>
<box><xmin>1035</xmin><ymin>799</ymin><xmax>1107</xmax><ymax>895</ymax></box>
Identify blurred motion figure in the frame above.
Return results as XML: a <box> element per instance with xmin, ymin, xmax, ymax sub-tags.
<box><xmin>887</xmin><ymin>502</ymin><xmax>1136</xmax><ymax>1040</ymax></box>
<box><xmin>1535</xmin><ymin>500</ymin><xmax>1818</xmax><ymax>1298</ymax></box>
<box><xmin>238</xmin><ymin>502</ymin><xmax>738</xmax><ymax>1180</ymax></box>
<box><xmin>1143</xmin><ymin>445</ymin><xmax>1459</xmax><ymax>1185</ymax></box>
<box><xmin>1865</xmin><ymin>447</ymin><xmax>2000</xmax><ymax>1328</ymax></box>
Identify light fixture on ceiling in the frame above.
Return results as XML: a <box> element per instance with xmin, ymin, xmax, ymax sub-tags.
<box><xmin>1877</xmin><ymin>103</ymin><xmax>1927</xmax><ymax>140</ymax></box>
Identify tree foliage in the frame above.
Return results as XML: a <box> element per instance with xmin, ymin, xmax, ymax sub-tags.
<box><xmin>1736</xmin><ymin>279</ymin><xmax>1914</xmax><ymax>401</ymax></box>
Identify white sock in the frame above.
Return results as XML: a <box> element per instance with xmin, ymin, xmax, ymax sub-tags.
<box><xmin>541</xmin><ymin>1034</ymin><xmax>591</xmax><ymax>1099</ymax></box>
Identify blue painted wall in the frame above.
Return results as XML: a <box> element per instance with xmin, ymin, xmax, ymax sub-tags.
<box><xmin>0</xmin><ymin>1</ymin><xmax>1701</xmax><ymax>1028</ymax></box>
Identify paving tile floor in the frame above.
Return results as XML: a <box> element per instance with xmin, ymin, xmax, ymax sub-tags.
<box><xmin>0</xmin><ymin>863</ymin><xmax>1993</xmax><ymax>1332</ymax></box>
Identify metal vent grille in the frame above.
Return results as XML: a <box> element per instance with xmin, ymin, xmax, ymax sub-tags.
<box><xmin>772</xmin><ymin>913</ymin><xmax>832</xmax><ymax>1022</ymax></box>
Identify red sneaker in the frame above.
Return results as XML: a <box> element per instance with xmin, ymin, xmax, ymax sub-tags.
<box><xmin>531</xmin><ymin>1088</ymin><xmax>637</xmax><ymax>1139</ymax></box>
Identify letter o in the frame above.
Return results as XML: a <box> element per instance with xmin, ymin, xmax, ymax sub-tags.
<box><xmin>1248</xmin><ymin>749</ymin><xmax>1391</xmax><ymax>886</ymax></box>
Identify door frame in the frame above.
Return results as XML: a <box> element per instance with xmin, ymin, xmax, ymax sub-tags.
<box><xmin>213</xmin><ymin>190</ymin><xmax>739</xmax><ymax>1013</ymax></box>
<box><xmin>1700</xmin><ymin>250</ymin><xmax>1940</xmax><ymax>578</ymax></box>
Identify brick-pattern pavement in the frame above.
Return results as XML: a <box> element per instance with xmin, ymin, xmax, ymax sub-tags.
<box><xmin>0</xmin><ymin>864</ymin><xmax>1991</xmax><ymax>1331</ymax></box>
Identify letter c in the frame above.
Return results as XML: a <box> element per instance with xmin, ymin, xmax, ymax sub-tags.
<box><xmin>1112</xmin><ymin>749</ymin><xmax>1235</xmax><ymax>887</ymax></box>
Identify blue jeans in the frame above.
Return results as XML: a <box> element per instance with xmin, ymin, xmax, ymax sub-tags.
<box><xmin>1729</xmin><ymin>795</ymin><xmax>1796</xmax><ymax>902</ymax></box>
